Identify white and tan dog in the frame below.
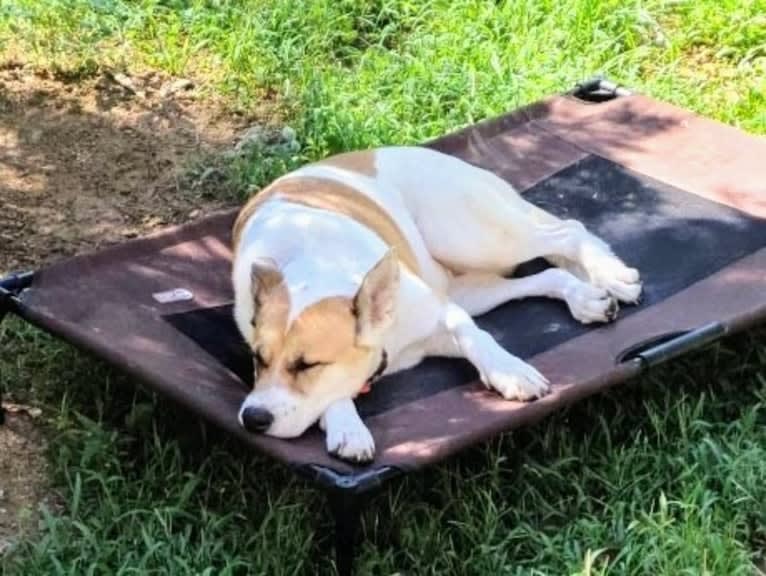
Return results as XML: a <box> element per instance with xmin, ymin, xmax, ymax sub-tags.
<box><xmin>232</xmin><ymin>146</ymin><xmax>641</xmax><ymax>463</ymax></box>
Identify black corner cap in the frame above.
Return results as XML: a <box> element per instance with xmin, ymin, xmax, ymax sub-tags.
<box><xmin>571</xmin><ymin>76</ymin><xmax>633</xmax><ymax>103</ymax></box>
<box><xmin>0</xmin><ymin>271</ymin><xmax>34</xmax><ymax>299</ymax></box>
<box><xmin>0</xmin><ymin>271</ymin><xmax>34</xmax><ymax>316</ymax></box>
<box><xmin>296</xmin><ymin>464</ymin><xmax>402</xmax><ymax>495</ymax></box>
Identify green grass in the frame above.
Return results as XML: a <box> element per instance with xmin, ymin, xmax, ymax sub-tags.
<box><xmin>1</xmin><ymin>0</ymin><xmax>763</xmax><ymax>193</ymax></box>
<box><xmin>1</xmin><ymin>1</ymin><xmax>765</xmax><ymax>574</ymax></box>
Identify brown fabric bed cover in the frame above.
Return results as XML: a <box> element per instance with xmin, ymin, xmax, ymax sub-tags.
<box><xmin>7</xmin><ymin>82</ymin><xmax>766</xmax><ymax>485</ymax></box>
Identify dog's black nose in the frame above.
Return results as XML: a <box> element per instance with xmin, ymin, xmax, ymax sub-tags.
<box><xmin>241</xmin><ymin>406</ymin><xmax>274</xmax><ymax>433</ymax></box>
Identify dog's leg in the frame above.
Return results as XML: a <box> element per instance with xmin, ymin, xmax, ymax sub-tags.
<box><xmin>439</xmin><ymin>301</ymin><xmax>550</xmax><ymax>401</ymax></box>
<box><xmin>476</xmin><ymin>203</ymin><xmax>641</xmax><ymax>303</ymax></box>
<box><xmin>392</xmin><ymin>291</ymin><xmax>556</xmax><ymax>399</ymax></box>
<box><xmin>319</xmin><ymin>398</ymin><xmax>375</xmax><ymax>463</ymax></box>
<box><xmin>413</xmin><ymin>169</ymin><xmax>641</xmax><ymax>304</ymax></box>
<box><xmin>449</xmin><ymin>269</ymin><xmax>617</xmax><ymax>323</ymax></box>
<box><xmin>503</xmin><ymin>202</ymin><xmax>643</xmax><ymax>304</ymax></box>
<box><xmin>514</xmin><ymin>200</ymin><xmax>642</xmax><ymax>303</ymax></box>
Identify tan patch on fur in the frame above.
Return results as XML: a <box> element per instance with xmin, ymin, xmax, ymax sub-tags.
<box><xmin>286</xmin><ymin>297</ymin><xmax>357</xmax><ymax>362</ymax></box>
<box><xmin>258</xmin><ymin>296</ymin><xmax>370</xmax><ymax>395</ymax></box>
<box><xmin>316</xmin><ymin>150</ymin><xmax>377</xmax><ymax>177</ymax></box>
<box><xmin>287</xmin><ymin>298</ymin><xmax>360</xmax><ymax>396</ymax></box>
<box><xmin>232</xmin><ymin>175</ymin><xmax>420</xmax><ymax>275</ymax></box>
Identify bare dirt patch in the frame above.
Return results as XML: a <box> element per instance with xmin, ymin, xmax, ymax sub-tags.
<box><xmin>0</xmin><ymin>64</ymin><xmax>259</xmax><ymax>555</ymax></box>
<box><xmin>0</xmin><ymin>409</ymin><xmax>51</xmax><ymax>555</ymax></box>
<box><xmin>0</xmin><ymin>65</ymin><xmax>250</xmax><ymax>273</ymax></box>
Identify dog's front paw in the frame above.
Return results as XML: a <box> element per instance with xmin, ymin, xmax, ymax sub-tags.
<box><xmin>584</xmin><ymin>251</ymin><xmax>642</xmax><ymax>304</ymax></box>
<box><xmin>474</xmin><ymin>343</ymin><xmax>550</xmax><ymax>401</ymax></box>
<box><xmin>325</xmin><ymin>419</ymin><xmax>376</xmax><ymax>464</ymax></box>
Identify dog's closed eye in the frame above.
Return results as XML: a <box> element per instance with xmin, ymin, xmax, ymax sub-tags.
<box><xmin>289</xmin><ymin>356</ymin><xmax>327</xmax><ymax>374</ymax></box>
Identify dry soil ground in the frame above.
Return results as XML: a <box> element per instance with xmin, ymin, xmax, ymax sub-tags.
<box><xmin>0</xmin><ymin>64</ymin><xmax>248</xmax><ymax>553</ymax></box>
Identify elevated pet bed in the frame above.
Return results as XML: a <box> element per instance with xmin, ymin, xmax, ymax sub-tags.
<box><xmin>2</xmin><ymin>78</ymin><xmax>766</xmax><ymax>575</ymax></box>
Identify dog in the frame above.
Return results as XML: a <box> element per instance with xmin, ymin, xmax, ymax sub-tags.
<box><xmin>231</xmin><ymin>146</ymin><xmax>641</xmax><ymax>463</ymax></box>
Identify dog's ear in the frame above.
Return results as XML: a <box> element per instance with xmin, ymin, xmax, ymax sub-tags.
<box><xmin>250</xmin><ymin>258</ymin><xmax>285</xmax><ymax>323</ymax></box>
<box><xmin>251</xmin><ymin>258</ymin><xmax>282</xmax><ymax>299</ymax></box>
<box><xmin>353</xmin><ymin>249</ymin><xmax>400</xmax><ymax>346</ymax></box>
<box><xmin>250</xmin><ymin>258</ymin><xmax>289</xmax><ymax>337</ymax></box>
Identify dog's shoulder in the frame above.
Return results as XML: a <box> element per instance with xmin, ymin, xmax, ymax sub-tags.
<box><xmin>232</xmin><ymin>150</ymin><xmax>425</xmax><ymax>275</ymax></box>
<box><xmin>314</xmin><ymin>149</ymin><xmax>378</xmax><ymax>177</ymax></box>
<box><xmin>310</xmin><ymin>146</ymin><xmax>458</xmax><ymax>181</ymax></box>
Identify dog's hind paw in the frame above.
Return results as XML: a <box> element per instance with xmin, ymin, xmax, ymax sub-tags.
<box><xmin>563</xmin><ymin>280</ymin><xmax>620</xmax><ymax>324</ymax></box>
<box><xmin>585</xmin><ymin>253</ymin><xmax>642</xmax><ymax>305</ymax></box>
<box><xmin>535</xmin><ymin>268</ymin><xmax>619</xmax><ymax>324</ymax></box>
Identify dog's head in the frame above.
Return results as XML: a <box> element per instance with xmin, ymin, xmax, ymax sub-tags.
<box><xmin>237</xmin><ymin>249</ymin><xmax>398</xmax><ymax>438</ymax></box>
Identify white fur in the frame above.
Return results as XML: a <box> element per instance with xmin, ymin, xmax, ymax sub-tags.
<box><xmin>320</xmin><ymin>398</ymin><xmax>376</xmax><ymax>463</ymax></box>
<box><xmin>233</xmin><ymin>146</ymin><xmax>642</xmax><ymax>462</ymax></box>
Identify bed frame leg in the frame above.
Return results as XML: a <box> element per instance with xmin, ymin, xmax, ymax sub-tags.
<box><xmin>0</xmin><ymin>271</ymin><xmax>34</xmax><ymax>427</ymax></box>
<box><xmin>299</xmin><ymin>465</ymin><xmax>399</xmax><ymax>575</ymax></box>
<box><xmin>0</xmin><ymin>306</ymin><xmax>7</xmax><ymax>425</ymax></box>
<box><xmin>328</xmin><ymin>490</ymin><xmax>362</xmax><ymax>576</ymax></box>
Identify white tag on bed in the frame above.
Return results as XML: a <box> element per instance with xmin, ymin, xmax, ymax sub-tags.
<box><xmin>152</xmin><ymin>288</ymin><xmax>194</xmax><ymax>304</ymax></box>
